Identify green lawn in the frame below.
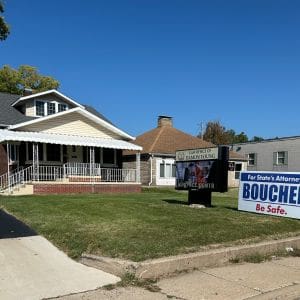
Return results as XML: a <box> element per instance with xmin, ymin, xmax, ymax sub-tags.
<box><xmin>1</xmin><ymin>188</ymin><xmax>300</xmax><ymax>262</ymax></box>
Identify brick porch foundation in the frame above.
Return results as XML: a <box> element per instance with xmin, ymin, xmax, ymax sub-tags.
<box><xmin>33</xmin><ymin>183</ymin><xmax>141</xmax><ymax>194</ymax></box>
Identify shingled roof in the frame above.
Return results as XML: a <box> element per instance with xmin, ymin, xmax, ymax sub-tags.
<box><xmin>0</xmin><ymin>92</ymin><xmax>36</xmax><ymax>126</ymax></box>
<box><xmin>125</xmin><ymin>116</ymin><xmax>247</xmax><ymax>161</ymax></box>
<box><xmin>125</xmin><ymin>116</ymin><xmax>214</xmax><ymax>155</ymax></box>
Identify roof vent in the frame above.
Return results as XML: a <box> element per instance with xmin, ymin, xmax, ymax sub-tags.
<box><xmin>23</xmin><ymin>88</ymin><xmax>33</xmax><ymax>96</ymax></box>
<box><xmin>158</xmin><ymin>115</ymin><xmax>173</xmax><ymax>127</ymax></box>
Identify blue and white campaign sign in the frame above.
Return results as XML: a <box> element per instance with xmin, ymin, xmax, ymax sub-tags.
<box><xmin>238</xmin><ymin>171</ymin><xmax>300</xmax><ymax>220</ymax></box>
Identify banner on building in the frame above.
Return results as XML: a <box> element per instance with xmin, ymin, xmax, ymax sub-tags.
<box><xmin>238</xmin><ymin>171</ymin><xmax>300</xmax><ymax>219</ymax></box>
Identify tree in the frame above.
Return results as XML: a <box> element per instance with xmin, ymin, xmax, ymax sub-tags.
<box><xmin>202</xmin><ymin>121</ymin><xmax>229</xmax><ymax>145</ymax></box>
<box><xmin>0</xmin><ymin>1</ymin><xmax>10</xmax><ymax>41</ymax></box>
<box><xmin>234</xmin><ymin>131</ymin><xmax>248</xmax><ymax>143</ymax></box>
<box><xmin>252</xmin><ymin>136</ymin><xmax>264</xmax><ymax>142</ymax></box>
<box><xmin>0</xmin><ymin>65</ymin><xmax>59</xmax><ymax>94</ymax></box>
<box><xmin>201</xmin><ymin>121</ymin><xmax>249</xmax><ymax>145</ymax></box>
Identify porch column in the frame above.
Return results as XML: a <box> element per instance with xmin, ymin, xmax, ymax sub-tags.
<box><xmin>89</xmin><ymin>146</ymin><xmax>95</xmax><ymax>179</ymax></box>
<box><xmin>32</xmin><ymin>143</ymin><xmax>39</xmax><ymax>181</ymax></box>
<box><xmin>6</xmin><ymin>143</ymin><xmax>10</xmax><ymax>193</ymax></box>
<box><xmin>136</xmin><ymin>152</ymin><xmax>141</xmax><ymax>183</ymax></box>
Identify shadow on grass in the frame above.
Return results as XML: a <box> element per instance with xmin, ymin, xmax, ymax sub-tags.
<box><xmin>223</xmin><ymin>206</ymin><xmax>239</xmax><ymax>211</ymax></box>
<box><xmin>163</xmin><ymin>199</ymin><xmax>217</xmax><ymax>208</ymax></box>
<box><xmin>0</xmin><ymin>209</ymin><xmax>37</xmax><ymax>239</ymax></box>
<box><xmin>163</xmin><ymin>199</ymin><xmax>188</xmax><ymax>205</ymax></box>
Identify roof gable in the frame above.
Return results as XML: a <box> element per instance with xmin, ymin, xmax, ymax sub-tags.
<box><xmin>9</xmin><ymin>107</ymin><xmax>135</xmax><ymax>140</ymax></box>
<box><xmin>12</xmin><ymin>90</ymin><xmax>84</xmax><ymax>109</ymax></box>
<box><xmin>132</xmin><ymin>126</ymin><xmax>214</xmax><ymax>155</ymax></box>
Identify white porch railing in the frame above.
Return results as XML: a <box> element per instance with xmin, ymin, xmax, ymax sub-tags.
<box><xmin>0</xmin><ymin>163</ymin><xmax>138</xmax><ymax>193</ymax></box>
<box><xmin>63</xmin><ymin>163</ymin><xmax>137</xmax><ymax>183</ymax></box>
<box><xmin>0</xmin><ymin>166</ymin><xmax>34</xmax><ymax>193</ymax></box>
<box><xmin>63</xmin><ymin>163</ymin><xmax>102</xmax><ymax>178</ymax></box>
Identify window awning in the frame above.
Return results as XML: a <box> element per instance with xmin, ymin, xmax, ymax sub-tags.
<box><xmin>0</xmin><ymin>129</ymin><xmax>142</xmax><ymax>151</ymax></box>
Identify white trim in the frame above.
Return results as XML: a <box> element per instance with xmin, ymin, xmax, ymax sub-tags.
<box><xmin>0</xmin><ymin>129</ymin><xmax>142</xmax><ymax>151</ymax></box>
<box><xmin>10</xmin><ymin>107</ymin><xmax>80</xmax><ymax>128</ymax></box>
<box><xmin>9</xmin><ymin>107</ymin><xmax>135</xmax><ymax>141</ymax></box>
<box><xmin>156</xmin><ymin>158</ymin><xmax>176</xmax><ymax>186</ymax></box>
<box><xmin>12</xmin><ymin>89</ymin><xmax>85</xmax><ymax>109</ymax></box>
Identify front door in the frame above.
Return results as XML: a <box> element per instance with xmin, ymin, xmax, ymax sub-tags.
<box><xmin>67</xmin><ymin>146</ymin><xmax>82</xmax><ymax>163</ymax></box>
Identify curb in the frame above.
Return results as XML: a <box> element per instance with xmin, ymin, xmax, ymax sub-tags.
<box><xmin>80</xmin><ymin>236</ymin><xmax>300</xmax><ymax>279</ymax></box>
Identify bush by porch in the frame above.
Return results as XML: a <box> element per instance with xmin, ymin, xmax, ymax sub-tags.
<box><xmin>1</xmin><ymin>188</ymin><xmax>300</xmax><ymax>262</ymax></box>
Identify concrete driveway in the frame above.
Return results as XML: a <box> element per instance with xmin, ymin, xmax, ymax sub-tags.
<box><xmin>0</xmin><ymin>210</ymin><xmax>120</xmax><ymax>300</ymax></box>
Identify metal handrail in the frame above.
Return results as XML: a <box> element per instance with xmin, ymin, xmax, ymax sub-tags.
<box><xmin>4</xmin><ymin>165</ymin><xmax>34</xmax><ymax>193</ymax></box>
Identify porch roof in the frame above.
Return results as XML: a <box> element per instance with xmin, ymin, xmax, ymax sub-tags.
<box><xmin>0</xmin><ymin>129</ymin><xmax>142</xmax><ymax>151</ymax></box>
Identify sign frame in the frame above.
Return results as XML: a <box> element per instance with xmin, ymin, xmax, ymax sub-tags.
<box><xmin>175</xmin><ymin>146</ymin><xmax>229</xmax><ymax>193</ymax></box>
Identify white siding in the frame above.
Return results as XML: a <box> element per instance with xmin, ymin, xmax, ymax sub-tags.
<box><xmin>25</xmin><ymin>100</ymin><xmax>35</xmax><ymax>116</ymax></box>
<box><xmin>232</xmin><ymin>138</ymin><xmax>300</xmax><ymax>172</ymax></box>
<box><xmin>16</xmin><ymin>112</ymin><xmax>121</xmax><ymax>139</ymax></box>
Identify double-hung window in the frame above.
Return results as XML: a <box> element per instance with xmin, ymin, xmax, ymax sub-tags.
<box><xmin>247</xmin><ymin>153</ymin><xmax>256</xmax><ymax>166</ymax></box>
<box><xmin>9</xmin><ymin>144</ymin><xmax>19</xmax><ymax>164</ymax></box>
<box><xmin>234</xmin><ymin>163</ymin><xmax>242</xmax><ymax>180</ymax></box>
<box><xmin>160</xmin><ymin>162</ymin><xmax>176</xmax><ymax>178</ymax></box>
<box><xmin>274</xmin><ymin>151</ymin><xmax>288</xmax><ymax>165</ymax></box>
<box><xmin>36</xmin><ymin>101</ymin><xmax>45</xmax><ymax>116</ymax></box>
<box><xmin>47</xmin><ymin>102</ymin><xmax>56</xmax><ymax>115</ymax></box>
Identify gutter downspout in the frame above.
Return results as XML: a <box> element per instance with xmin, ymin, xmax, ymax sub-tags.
<box><xmin>149</xmin><ymin>154</ymin><xmax>154</xmax><ymax>186</ymax></box>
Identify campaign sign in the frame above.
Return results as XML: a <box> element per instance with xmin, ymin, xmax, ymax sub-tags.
<box><xmin>238</xmin><ymin>171</ymin><xmax>300</xmax><ymax>220</ymax></box>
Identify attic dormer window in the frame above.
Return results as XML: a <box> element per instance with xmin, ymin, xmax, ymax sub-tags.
<box><xmin>36</xmin><ymin>101</ymin><xmax>45</xmax><ymax>116</ymax></box>
<box><xmin>58</xmin><ymin>103</ymin><xmax>67</xmax><ymax>112</ymax></box>
<box><xmin>47</xmin><ymin>102</ymin><xmax>56</xmax><ymax>115</ymax></box>
<box><xmin>34</xmin><ymin>100</ymin><xmax>68</xmax><ymax>117</ymax></box>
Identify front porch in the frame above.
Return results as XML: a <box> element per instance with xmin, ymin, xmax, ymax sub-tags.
<box><xmin>0</xmin><ymin>130</ymin><xmax>142</xmax><ymax>195</ymax></box>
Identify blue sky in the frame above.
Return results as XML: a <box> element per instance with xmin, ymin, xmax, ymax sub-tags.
<box><xmin>1</xmin><ymin>0</ymin><xmax>300</xmax><ymax>139</ymax></box>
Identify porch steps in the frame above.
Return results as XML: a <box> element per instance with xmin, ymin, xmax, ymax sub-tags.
<box><xmin>1</xmin><ymin>184</ymin><xmax>34</xmax><ymax>196</ymax></box>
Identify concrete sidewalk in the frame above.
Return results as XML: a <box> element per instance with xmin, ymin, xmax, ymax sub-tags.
<box><xmin>0</xmin><ymin>236</ymin><xmax>120</xmax><ymax>300</ymax></box>
<box><xmin>59</xmin><ymin>256</ymin><xmax>300</xmax><ymax>300</ymax></box>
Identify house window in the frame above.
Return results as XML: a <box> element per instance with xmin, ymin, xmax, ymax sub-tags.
<box><xmin>234</xmin><ymin>163</ymin><xmax>242</xmax><ymax>180</ymax></box>
<box><xmin>95</xmin><ymin>148</ymin><xmax>101</xmax><ymax>164</ymax></box>
<box><xmin>274</xmin><ymin>151</ymin><xmax>288</xmax><ymax>165</ymax></box>
<box><xmin>83</xmin><ymin>147</ymin><xmax>116</xmax><ymax>166</ymax></box>
<box><xmin>58</xmin><ymin>103</ymin><xmax>67</xmax><ymax>112</ymax></box>
<box><xmin>47</xmin><ymin>102</ymin><xmax>56</xmax><ymax>115</ymax></box>
<box><xmin>26</xmin><ymin>143</ymin><xmax>44</xmax><ymax>161</ymax></box>
<box><xmin>160</xmin><ymin>163</ymin><xmax>165</xmax><ymax>177</ymax></box>
<box><xmin>35</xmin><ymin>100</ymin><xmax>68</xmax><ymax>117</ymax></box>
<box><xmin>172</xmin><ymin>164</ymin><xmax>176</xmax><ymax>177</ymax></box>
<box><xmin>9</xmin><ymin>144</ymin><xmax>19</xmax><ymax>164</ymax></box>
<box><xmin>46</xmin><ymin>144</ymin><xmax>61</xmax><ymax>162</ymax></box>
<box><xmin>36</xmin><ymin>101</ymin><xmax>45</xmax><ymax>116</ymax></box>
<box><xmin>247</xmin><ymin>153</ymin><xmax>256</xmax><ymax>166</ymax></box>
<box><xmin>102</xmin><ymin>148</ymin><xmax>116</xmax><ymax>166</ymax></box>
<box><xmin>159</xmin><ymin>162</ymin><xmax>176</xmax><ymax>178</ymax></box>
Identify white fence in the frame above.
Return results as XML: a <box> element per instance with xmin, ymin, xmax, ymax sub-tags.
<box><xmin>0</xmin><ymin>163</ymin><xmax>138</xmax><ymax>192</ymax></box>
<box><xmin>63</xmin><ymin>163</ymin><xmax>137</xmax><ymax>183</ymax></box>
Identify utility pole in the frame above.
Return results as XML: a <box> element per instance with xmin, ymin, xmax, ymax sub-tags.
<box><xmin>197</xmin><ymin>121</ymin><xmax>205</xmax><ymax>139</ymax></box>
